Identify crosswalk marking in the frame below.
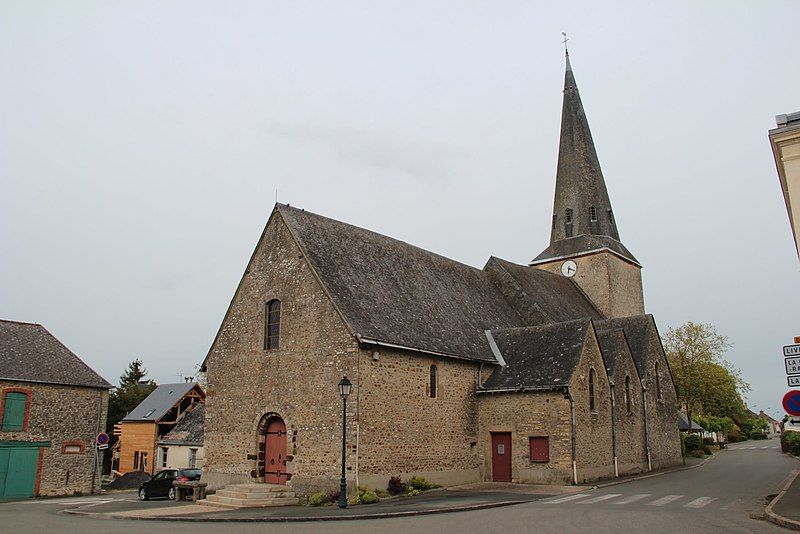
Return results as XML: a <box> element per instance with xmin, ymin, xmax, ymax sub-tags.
<box><xmin>545</xmin><ymin>493</ymin><xmax>591</xmax><ymax>504</ymax></box>
<box><xmin>684</xmin><ymin>497</ymin><xmax>716</xmax><ymax>508</ymax></box>
<box><xmin>578</xmin><ymin>493</ymin><xmax>622</xmax><ymax>504</ymax></box>
<box><xmin>612</xmin><ymin>493</ymin><xmax>651</xmax><ymax>505</ymax></box>
<box><xmin>647</xmin><ymin>494</ymin><xmax>684</xmax><ymax>506</ymax></box>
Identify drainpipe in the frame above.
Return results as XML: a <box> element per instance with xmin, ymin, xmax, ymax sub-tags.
<box><xmin>568</xmin><ymin>389</ymin><xmax>577</xmax><ymax>485</ymax></box>
<box><xmin>610</xmin><ymin>383</ymin><xmax>618</xmax><ymax>478</ymax></box>
<box><xmin>642</xmin><ymin>386</ymin><xmax>652</xmax><ymax>471</ymax></box>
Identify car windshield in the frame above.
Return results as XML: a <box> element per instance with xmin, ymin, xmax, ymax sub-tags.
<box><xmin>179</xmin><ymin>469</ymin><xmax>202</xmax><ymax>477</ymax></box>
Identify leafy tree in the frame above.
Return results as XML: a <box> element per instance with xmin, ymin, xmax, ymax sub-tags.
<box><xmin>105</xmin><ymin>359</ymin><xmax>158</xmax><ymax>437</ymax></box>
<box><xmin>663</xmin><ymin>322</ymin><xmax>745</xmax><ymax>426</ymax></box>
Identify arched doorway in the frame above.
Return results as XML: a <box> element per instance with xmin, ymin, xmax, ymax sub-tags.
<box><xmin>257</xmin><ymin>415</ymin><xmax>287</xmax><ymax>485</ymax></box>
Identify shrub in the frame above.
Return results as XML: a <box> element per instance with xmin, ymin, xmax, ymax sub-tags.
<box><xmin>728</xmin><ymin>429</ymin><xmax>745</xmax><ymax>443</ymax></box>
<box><xmin>684</xmin><ymin>434</ymin><xmax>702</xmax><ymax>452</ymax></box>
<box><xmin>702</xmin><ymin>446</ymin><xmax>712</xmax><ymax>455</ymax></box>
<box><xmin>326</xmin><ymin>490</ymin><xmax>340</xmax><ymax>503</ymax></box>
<box><xmin>784</xmin><ymin>432</ymin><xmax>800</xmax><ymax>455</ymax></box>
<box><xmin>387</xmin><ymin>476</ymin><xmax>405</xmax><ymax>495</ymax></box>
<box><xmin>690</xmin><ymin>449</ymin><xmax>705</xmax><ymax>458</ymax></box>
<box><xmin>702</xmin><ymin>437</ymin><xmax>715</xmax><ymax>446</ymax></box>
<box><xmin>308</xmin><ymin>491</ymin><xmax>328</xmax><ymax>506</ymax></box>
<box><xmin>407</xmin><ymin>476</ymin><xmax>432</xmax><ymax>491</ymax></box>
<box><xmin>360</xmin><ymin>489</ymin><xmax>380</xmax><ymax>504</ymax></box>
<box><xmin>750</xmin><ymin>433</ymin><xmax>769</xmax><ymax>440</ymax></box>
<box><xmin>375</xmin><ymin>489</ymin><xmax>389</xmax><ymax>498</ymax></box>
<box><xmin>406</xmin><ymin>488</ymin><xmax>421</xmax><ymax>496</ymax></box>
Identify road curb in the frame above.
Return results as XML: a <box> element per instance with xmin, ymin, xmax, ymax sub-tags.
<box><xmin>765</xmin><ymin>468</ymin><xmax>800</xmax><ymax>530</ymax></box>
<box><xmin>62</xmin><ymin>499</ymin><xmax>529</xmax><ymax>523</ymax></box>
<box><xmin>588</xmin><ymin>454</ymin><xmax>715</xmax><ymax>490</ymax></box>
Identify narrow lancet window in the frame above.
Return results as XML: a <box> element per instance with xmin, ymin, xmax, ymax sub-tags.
<box><xmin>590</xmin><ymin>206</ymin><xmax>597</xmax><ymax>221</ymax></box>
<box><xmin>625</xmin><ymin>375</ymin><xmax>632</xmax><ymax>414</ymax></box>
<box><xmin>265</xmin><ymin>299</ymin><xmax>281</xmax><ymax>350</ymax></box>
<box><xmin>429</xmin><ymin>365</ymin><xmax>437</xmax><ymax>398</ymax></box>
<box><xmin>588</xmin><ymin>368</ymin><xmax>596</xmax><ymax>411</ymax></box>
<box><xmin>565</xmin><ymin>208</ymin><xmax>573</xmax><ymax>224</ymax></box>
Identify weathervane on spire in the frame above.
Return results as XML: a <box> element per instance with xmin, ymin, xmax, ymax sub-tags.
<box><xmin>562</xmin><ymin>32</ymin><xmax>569</xmax><ymax>55</ymax></box>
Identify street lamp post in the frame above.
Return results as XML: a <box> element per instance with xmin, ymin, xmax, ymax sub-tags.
<box><xmin>338</xmin><ymin>376</ymin><xmax>352</xmax><ymax>509</ymax></box>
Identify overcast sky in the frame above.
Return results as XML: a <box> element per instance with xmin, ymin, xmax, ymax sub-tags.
<box><xmin>2</xmin><ymin>1</ymin><xmax>798</xmax><ymax>417</ymax></box>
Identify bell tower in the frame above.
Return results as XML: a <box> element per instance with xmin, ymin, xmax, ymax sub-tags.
<box><xmin>531</xmin><ymin>52</ymin><xmax>644</xmax><ymax>318</ymax></box>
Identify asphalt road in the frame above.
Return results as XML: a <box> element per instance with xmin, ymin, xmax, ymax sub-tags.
<box><xmin>1</xmin><ymin>440</ymin><xmax>795</xmax><ymax>533</ymax></box>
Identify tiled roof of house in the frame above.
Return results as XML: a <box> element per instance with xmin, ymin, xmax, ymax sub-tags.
<box><xmin>0</xmin><ymin>319</ymin><xmax>111</xmax><ymax>389</ymax></box>
<box><xmin>480</xmin><ymin>319</ymin><xmax>591</xmax><ymax>391</ymax></box>
<box><xmin>123</xmin><ymin>382</ymin><xmax>201</xmax><ymax>422</ymax></box>
<box><xmin>159</xmin><ymin>403</ymin><xmax>204</xmax><ymax>446</ymax></box>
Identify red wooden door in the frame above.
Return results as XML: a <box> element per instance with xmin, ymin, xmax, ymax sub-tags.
<box><xmin>264</xmin><ymin>418</ymin><xmax>287</xmax><ymax>485</ymax></box>
<box><xmin>491</xmin><ymin>432</ymin><xmax>512</xmax><ymax>482</ymax></box>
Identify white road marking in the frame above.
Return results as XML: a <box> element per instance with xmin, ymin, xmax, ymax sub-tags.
<box><xmin>545</xmin><ymin>493</ymin><xmax>591</xmax><ymax>504</ymax></box>
<box><xmin>647</xmin><ymin>495</ymin><xmax>683</xmax><ymax>506</ymax></box>
<box><xmin>613</xmin><ymin>494</ymin><xmax>651</xmax><ymax>505</ymax></box>
<box><xmin>31</xmin><ymin>499</ymin><xmax>114</xmax><ymax>505</ymax></box>
<box><xmin>577</xmin><ymin>493</ymin><xmax>622</xmax><ymax>504</ymax></box>
<box><xmin>762</xmin><ymin>446</ymin><xmax>769</xmax><ymax>449</ymax></box>
<box><xmin>684</xmin><ymin>497</ymin><xmax>717</xmax><ymax>508</ymax></box>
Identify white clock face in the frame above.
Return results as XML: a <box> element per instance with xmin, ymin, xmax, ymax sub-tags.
<box><xmin>561</xmin><ymin>260</ymin><xmax>577</xmax><ymax>277</ymax></box>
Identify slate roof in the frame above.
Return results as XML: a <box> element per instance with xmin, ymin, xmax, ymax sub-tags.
<box><xmin>123</xmin><ymin>382</ymin><xmax>200</xmax><ymax>422</ymax></box>
<box><xmin>159</xmin><ymin>403</ymin><xmax>205</xmax><ymax>446</ymax></box>
<box><xmin>278</xmin><ymin>204</ymin><xmax>527</xmax><ymax>362</ymax></box>
<box><xmin>480</xmin><ymin>319</ymin><xmax>591</xmax><ymax>391</ymax></box>
<box><xmin>531</xmin><ymin>234</ymin><xmax>640</xmax><ymax>266</ymax></box>
<box><xmin>595</xmin><ymin>315</ymin><xmax>654</xmax><ymax>379</ymax></box>
<box><xmin>485</xmin><ymin>257</ymin><xmax>602</xmax><ymax>323</ymax></box>
<box><xmin>678</xmin><ymin>412</ymin><xmax>704</xmax><ymax>432</ymax></box>
<box><xmin>0</xmin><ymin>319</ymin><xmax>111</xmax><ymax>389</ymax></box>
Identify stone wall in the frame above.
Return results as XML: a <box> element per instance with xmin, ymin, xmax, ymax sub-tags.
<box><xmin>0</xmin><ymin>380</ymin><xmax>108</xmax><ymax>496</ymax></box>
<box><xmin>357</xmin><ymin>347</ymin><xmax>482</xmax><ymax>490</ymax></box>
<box><xmin>535</xmin><ymin>251</ymin><xmax>644</xmax><ymax>319</ymax></box>
<box><xmin>608</xmin><ymin>343</ymin><xmax>647</xmax><ymax>476</ymax></box>
<box><xmin>477</xmin><ymin>391</ymin><xmax>573</xmax><ymax>485</ymax></box>
<box><xmin>203</xmin><ymin>212</ymin><xmax>359</xmax><ymax>495</ymax></box>
<box><xmin>569</xmin><ymin>332</ymin><xmax>615</xmax><ymax>483</ymax></box>
<box><xmin>643</xmin><ymin>325</ymin><xmax>683</xmax><ymax>470</ymax></box>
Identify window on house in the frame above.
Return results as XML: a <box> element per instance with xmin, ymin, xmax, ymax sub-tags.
<box><xmin>189</xmin><ymin>448</ymin><xmax>198</xmax><ymax>469</ymax></box>
<box><xmin>552</xmin><ymin>214</ymin><xmax>557</xmax><ymax>230</ymax></box>
<box><xmin>1</xmin><ymin>391</ymin><xmax>28</xmax><ymax>431</ymax></box>
<box><xmin>655</xmin><ymin>362</ymin><xmax>663</xmax><ymax>400</ymax></box>
<box><xmin>141</xmin><ymin>451</ymin><xmax>148</xmax><ymax>472</ymax></box>
<box><xmin>565</xmin><ymin>208</ymin><xmax>574</xmax><ymax>224</ymax></box>
<box><xmin>589</xmin><ymin>368</ymin><xmax>596</xmax><ymax>412</ymax></box>
<box><xmin>590</xmin><ymin>206</ymin><xmax>597</xmax><ymax>221</ymax></box>
<box><xmin>62</xmin><ymin>442</ymin><xmax>84</xmax><ymax>454</ymax></box>
<box><xmin>265</xmin><ymin>299</ymin><xmax>281</xmax><ymax>350</ymax></box>
<box><xmin>529</xmin><ymin>436</ymin><xmax>550</xmax><ymax>463</ymax></box>
<box><xmin>133</xmin><ymin>451</ymin><xmax>140</xmax><ymax>471</ymax></box>
<box><xmin>161</xmin><ymin>447</ymin><xmax>168</xmax><ymax>468</ymax></box>
<box><xmin>607</xmin><ymin>209</ymin><xmax>614</xmax><ymax>224</ymax></box>
<box><xmin>625</xmin><ymin>375</ymin><xmax>632</xmax><ymax>414</ymax></box>
<box><xmin>429</xmin><ymin>365</ymin><xmax>437</xmax><ymax>398</ymax></box>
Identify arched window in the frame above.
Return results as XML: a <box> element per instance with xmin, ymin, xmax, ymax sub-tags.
<box><xmin>1</xmin><ymin>390</ymin><xmax>29</xmax><ymax>431</ymax></box>
<box><xmin>655</xmin><ymin>362</ymin><xmax>663</xmax><ymax>400</ymax></box>
<box><xmin>565</xmin><ymin>208</ymin><xmax>574</xmax><ymax>224</ymax></box>
<box><xmin>264</xmin><ymin>299</ymin><xmax>281</xmax><ymax>350</ymax></box>
<box><xmin>429</xmin><ymin>365</ymin><xmax>437</xmax><ymax>398</ymax></box>
<box><xmin>625</xmin><ymin>375</ymin><xmax>632</xmax><ymax>414</ymax></box>
<box><xmin>588</xmin><ymin>368</ymin><xmax>596</xmax><ymax>412</ymax></box>
<box><xmin>607</xmin><ymin>209</ymin><xmax>614</xmax><ymax>224</ymax></box>
<box><xmin>589</xmin><ymin>206</ymin><xmax>597</xmax><ymax>221</ymax></box>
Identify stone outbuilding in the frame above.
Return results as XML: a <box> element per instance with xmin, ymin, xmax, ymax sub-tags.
<box><xmin>0</xmin><ymin>319</ymin><xmax>111</xmax><ymax>499</ymax></box>
<box><xmin>201</xmin><ymin>53</ymin><xmax>683</xmax><ymax>495</ymax></box>
<box><xmin>157</xmin><ymin>403</ymin><xmax>205</xmax><ymax>470</ymax></box>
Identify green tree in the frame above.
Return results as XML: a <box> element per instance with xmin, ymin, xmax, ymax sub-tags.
<box><xmin>105</xmin><ymin>359</ymin><xmax>158</xmax><ymax>436</ymax></box>
<box><xmin>663</xmin><ymin>322</ymin><xmax>743</xmax><ymax>426</ymax></box>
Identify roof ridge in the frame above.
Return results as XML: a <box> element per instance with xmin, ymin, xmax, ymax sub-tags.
<box><xmin>0</xmin><ymin>319</ymin><xmax>43</xmax><ymax>326</ymax></box>
<box><xmin>491</xmin><ymin>317</ymin><xmax>591</xmax><ymax>334</ymax></box>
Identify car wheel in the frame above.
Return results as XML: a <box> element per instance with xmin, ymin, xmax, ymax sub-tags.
<box><xmin>139</xmin><ymin>488</ymin><xmax>148</xmax><ymax>501</ymax></box>
<box><xmin>168</xmin><ymin>487</ymin><xmax>176</xmax><ymax>501</ymax></box>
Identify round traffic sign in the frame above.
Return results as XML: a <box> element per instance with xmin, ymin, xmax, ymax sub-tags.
<box><xmin>96</xmin><ymin>432</ymin><xmax>110</xmax><ymax>445</ymax></box>
<box><xmin>783</xmin><ymin>390</ymin><xmax>800</xmax><ymax>416</ymax></box>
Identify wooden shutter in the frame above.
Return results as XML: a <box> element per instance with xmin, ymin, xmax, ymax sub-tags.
<box><xmin>2</xmin><ymin>392</ymin><xmax>27</xmax><ymax>431</ymax></box>
<box><xmin>529</xmin><ymin>436</ymin><xmax>550</xmax><ymax>463</ymax></box>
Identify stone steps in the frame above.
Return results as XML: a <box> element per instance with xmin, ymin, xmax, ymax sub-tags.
<box><xmin>198</xmin><ymin>483</ymin><xmax>299</xmax><ymax>509</ymax></box>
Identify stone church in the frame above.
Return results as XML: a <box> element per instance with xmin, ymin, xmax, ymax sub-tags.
<box><xmin>201</xmin><ymin>54</ymin><xmax>682</xmax><ymax>494</ymax></box>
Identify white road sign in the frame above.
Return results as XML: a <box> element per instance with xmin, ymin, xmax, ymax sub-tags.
<box><xmin>790</xmin><ymin>376</ymin><xmax>800</xmax><ymax>387</ymax></box>
<box><xmin>786</xmin><ymin>357</ymin><xmax>800</xmax><ymax>375</ymax></box>
<box><xmin>785</xmin><ymin>345</ymin><xmax>800</xmax><ymax>357</ymax></box>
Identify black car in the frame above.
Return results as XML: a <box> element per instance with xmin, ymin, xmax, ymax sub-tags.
<box><xmin>138</xmin><ymin>468</ymin><xmax>202</xmax><ymax>500</ymax></box>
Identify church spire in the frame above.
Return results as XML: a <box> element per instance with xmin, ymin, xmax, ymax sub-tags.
<box><xmin>549</xmin><ymin>51</ymin><xmax>620</xmax><ymax>244</ymax></box>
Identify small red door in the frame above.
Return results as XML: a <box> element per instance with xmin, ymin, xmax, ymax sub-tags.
<box><xmin>491</xmin><ymin>432</ymin><xmax>512</xmax><ymax>482</ymax></box>
<box><xmin>264</xmin><ymin>418</ymin><xmax>287</xmax><ymax>485</ymax></box>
